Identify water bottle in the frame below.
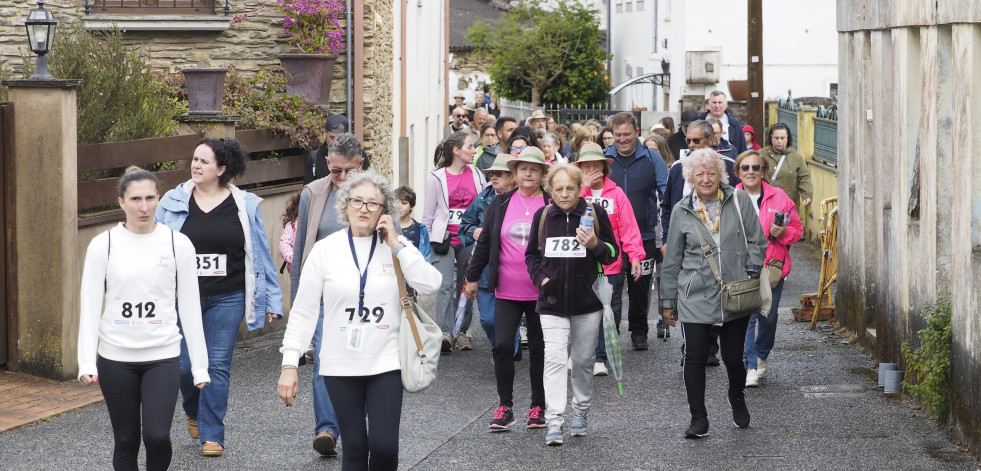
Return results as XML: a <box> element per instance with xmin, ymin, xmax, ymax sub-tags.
<box><xmin>580</xmin><ymin>207</ymin><xmax>594</xmax><ymax>231</ymax></box>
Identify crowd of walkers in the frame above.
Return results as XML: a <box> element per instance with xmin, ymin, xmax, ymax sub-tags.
<box><xmin>77</xmin><ymin>89</ymin><xmax>812</xmax><ymax>470</ymax></box>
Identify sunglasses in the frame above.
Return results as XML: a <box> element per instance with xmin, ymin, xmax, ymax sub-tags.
<box><xmin>330</xmin><ymin>166</ymin><xmax>360</xmax><ymax>175</ymax></box>
<box><xmin>453</xmin><ymin>114</ymin><xmax>466</xmax><ymax>118</ymax></box>
<box><xmin>684</xmin><ymin>137</ymin><xmax>704</xmax><ymax>145</ymax></box>
<box><xmin>486</xmin><ymin>171</ymin><xmax>508</xmax><ymax>178</ymax></box>
<box><xmin>740</xmin><ymin>164</ymin><xmax>762</xmax><ymax>172</ymax></box>
<box><xmin>510</xmin><ymin>145</ymin><xmax>527</xmax><ymax>152</ymax></box>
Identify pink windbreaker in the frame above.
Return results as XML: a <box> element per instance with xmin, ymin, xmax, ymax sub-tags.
<box><xmin>736</xmin><ymin>181</ymin><xmax>802</xmax><ymax>278</ymax></box>
<box><xmin>581</xmin><ymin>177</ymin><xmax>646</xmax><ymax>275</ymax></box>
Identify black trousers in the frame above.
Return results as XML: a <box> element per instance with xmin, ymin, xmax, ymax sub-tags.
<box><xmin>97</xmin><ymin>356</ymin><xmax>179</xmax><ymax>471</ymax></box>
<box><xmin>324</xmin><ymin>370</ymin><xmax>402</xmax><ymax>471</ymax></box>
<box><xmin>614</xmin><ymin>239</ymin><xmax>661</xmax><ymax>337</ymax></box>
<box><xmin>680</xmin><ymin>316</ymin><xmax>751</xmax><ymax>419</ymax></box>
<box><xmin>493</xmin><ymin>298</ymin><xmax>545</xmax><ymax>409</ymax></box>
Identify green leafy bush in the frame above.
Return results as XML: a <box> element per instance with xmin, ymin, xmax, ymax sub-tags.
<box><xmin>44</xmin><ymin>24</ymin><xmax>180</xmax><ymax>144</ymax></box>
<box><xmin>901</xmin><ymin>297</ymin><xmax>952</xmax><ymax>422</ymax></box>
<box><xmin>222</xmin><ymin>67</ymin><xmax>322</xmax><ymax>150</ymax></box>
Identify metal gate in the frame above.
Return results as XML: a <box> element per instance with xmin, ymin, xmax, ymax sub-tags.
<box><xmin>0</xmin><ymin>102</ymin><xmax>13</xmax><ymax>369</ymax></box>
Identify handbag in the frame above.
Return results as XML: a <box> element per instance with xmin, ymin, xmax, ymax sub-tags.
<box><xmin>393</xmin><ymin>255</ymin><xmax>442</xmax><ymax>393</ymax></box>
<box><xmin>765</xmin><ymin>259</ymin><xmax>784</xmax><ymax>290</ymax></box>
<box><xmin>689</xmin><ymin>191</ymin><xmax>767</xmax><ymax>317</ymax></box>
<box><xmin>430</xmin><ymin>232</ymin><xmax>451</xmax><ymax>255</ymax></box>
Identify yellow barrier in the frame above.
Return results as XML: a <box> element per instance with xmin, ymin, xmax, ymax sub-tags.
<box><xmin>810</xmin><ymin>196</ymin><xmax>838</xmax><ymax>329</ymax></box>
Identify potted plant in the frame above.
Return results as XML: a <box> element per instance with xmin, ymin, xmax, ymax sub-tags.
<box><xmin>182</xmin><ymin>67</ymin><xmax>229</xmax><ymax>115</ymax></box>
<box><xmin>275</xmin><ymin>0</ymin><xmax>344</xmax><ymax>106</ymax></box>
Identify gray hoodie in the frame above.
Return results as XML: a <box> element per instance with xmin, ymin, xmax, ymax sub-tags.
<box><xmin>659</xmin><ymin>185</ymin><xmax>767</xmax><ymax>324</ymax></box>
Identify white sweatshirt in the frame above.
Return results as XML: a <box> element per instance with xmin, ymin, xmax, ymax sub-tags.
<box><xmin>78</xmin><ymin>223</ymin><xmax>210</xmax><ymax>385</ymax></box>
<box><xmin>281</xmin><ymin>232</ymin><xmax>442</xmax><ymax>376</ymax></box>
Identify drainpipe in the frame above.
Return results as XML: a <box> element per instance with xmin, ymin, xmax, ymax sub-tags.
<box><xmin>345</xmin><ymin>0</ymin><xmax>353</xmax><ymax>130</ymax></box>
<box><xmin>606</xmin><ymin>0</ymin><xmax>612</xmax><ymax>106</ymax></box>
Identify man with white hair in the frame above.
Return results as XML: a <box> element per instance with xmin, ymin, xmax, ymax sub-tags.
<box><xmin>528</xmin><ymin>109</ymin><xmax>549</xmax><ymax>137</ymax></box>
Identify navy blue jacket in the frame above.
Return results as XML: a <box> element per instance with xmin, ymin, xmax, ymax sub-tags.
<box><xmin>459</xmin><ymin>185</ymin><xmax>498</xmax><ymax>289</ymax></box>
<box><xmin>699</xmin><ymin>111</ymin><xmax>747</xmax><ymax>154</ymax></box>
<box><xmin>605</xmin><ymin>142</ymin><xmax>669</xmax><ymax>243</ymax></box>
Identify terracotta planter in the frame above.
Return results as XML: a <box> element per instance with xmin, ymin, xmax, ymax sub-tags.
<box><xmin>727</xmin><ymin>79</ymin><xmax>749</xmax><ymax>101</ymax></box>
<box><xmin>182</xmin><ymin>68</ymin><xmax>228</xmax><ymax>115</ymax></box>
<box><xmin>278</xmin><ymin>53</ymin><xmax>338</xmax><ymax>106</ymax></box>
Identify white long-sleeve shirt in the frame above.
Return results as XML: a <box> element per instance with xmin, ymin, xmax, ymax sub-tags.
<box><xmin>281</xmin><ymin>232</ymin><xmax>441</xmax><ymax>376</ymax></box>
<box><xmin>78</xmin><ymin>223</ymin><xmax>210</xmax><ymax>385</ymax></box>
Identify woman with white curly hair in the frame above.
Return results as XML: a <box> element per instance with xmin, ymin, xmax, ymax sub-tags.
<box><xmin>277</xmin><ymin>170</ymin><xmax>442</xmax><ymax>470</ymax></box>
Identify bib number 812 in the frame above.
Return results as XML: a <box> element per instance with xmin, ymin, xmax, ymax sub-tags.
<box><xmin>122</xmin><ymin>302</ymin><xmax>156</xmax><ymax>318</ymax></box>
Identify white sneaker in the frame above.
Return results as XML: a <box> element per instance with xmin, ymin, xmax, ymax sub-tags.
<box><xmin>746</xmin><ymin>369</ymin><xmax>759</xmax><ymax>387</ymax></box>
<box><xmin>567</xmin><ymin>357</ymin><xmax>572</xmax><ymax>370</ymax></box>
<box><xmin>593</xmin><ymin>362</ymin><xmax>609</xmax><ymax>376</ymax></box>
<box><xmin>757</xmin><ymin>359</ymin><xmax>768</xmax><ymax>377</ymax></box>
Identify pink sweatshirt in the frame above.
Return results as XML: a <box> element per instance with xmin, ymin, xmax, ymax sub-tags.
<box><xmin>736</xmin><ymin>181</ymin><xmax>802</xmax><ymax>278</ymax></box>
<box><xmin>279</xmin><ymin>220</ymin><xmax>296</xmax><ymax>276</ymax></box>
<box><xmin>581</xmin><ymin>177</ymin><xmax>646</xmax><ymax>275</ymax></box>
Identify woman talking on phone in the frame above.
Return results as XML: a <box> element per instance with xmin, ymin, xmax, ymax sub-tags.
<box><xmin>277</xmin><ymin>170</ymin><xmax>441</xmax><ymax>470</ymax></box>
<box><xmin>156</xmin><ymin>138</ymin><xmax>283</xmax><ymax>457</ymax></box>
<box><xmin>79</xmin><ymin>167</ymin><xmax>210</xmax><ymax>470</ymax></box>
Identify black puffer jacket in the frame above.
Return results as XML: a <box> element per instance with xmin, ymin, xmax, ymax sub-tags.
<box><xmin>526</xmin><ymin>199</ymin><xmax>619</xmax><ymax>317</ymax></box>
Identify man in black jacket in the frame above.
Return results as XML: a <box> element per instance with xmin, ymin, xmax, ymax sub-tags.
<box><xmin>667</xmin><ymin>110</ymin><xmax>700</xmax><ymax>162</ymax></box>
<box><xmin>304</xmin><ymin>115</ymin><xmax>369</xmax><ymax>184</ymax></box>
<box><xmin>698</xmin><ymin>91</ymin><xmax>747</xmax><ymax>154</ymax></box>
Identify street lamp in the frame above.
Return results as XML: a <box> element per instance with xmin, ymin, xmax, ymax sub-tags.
<box><xmin>25</xmin><ymin>1</ymin><xmax>58</xmax><ymax>80</ymax></box>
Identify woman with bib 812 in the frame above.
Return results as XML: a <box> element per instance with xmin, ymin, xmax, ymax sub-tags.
<box><xmin>156</xmin><ymin>138</ymin><xmax>283</xmax><ymax>457</ymax></box>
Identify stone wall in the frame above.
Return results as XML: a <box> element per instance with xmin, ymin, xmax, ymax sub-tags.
<box><xmin>0</xmin><ymin>0</ymin><xmax>393</xmax><ymax>172</ymax></box>
<box><xmin>449</xmin><ymin>48</ymin><xmax>491</xmax><ymax>97</ymax></box>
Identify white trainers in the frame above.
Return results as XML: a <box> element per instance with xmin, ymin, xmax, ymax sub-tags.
<box><xmin>746</xmin><ymin>369</ymin><xmax>759</xmax><ymax>387</ymax></box>
<box><xmin>757</xmin><ymin>358</ymin><xmax>768</xmax><ymax>377</ymax></box>
<box><xmin>593</xmin><ymin>362</ymin><xmax>609</xmax><ymax>376</ymax></box>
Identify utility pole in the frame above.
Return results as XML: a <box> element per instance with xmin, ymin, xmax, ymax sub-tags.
<box><xmin>747</xmin><ymin>0</ymin><xmax>764</xmax><ymax>140</ymax></box>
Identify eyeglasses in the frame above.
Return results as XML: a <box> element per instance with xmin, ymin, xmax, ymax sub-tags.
<box><xmin>739</xmin><ymin>164</ymin><xmax>762</xmax><ymax>172</ymax></box>
<box><xmin>347</xmin><ymin>198</ymin><xmax>383</xmax><ymax>212</ymax></box>
<box><xmin>685</xmin><ymin>137</ymin><xmax>704</xmax><ymax>145</ymax></box>
<box><xmin>486</xmin><ymin>171</ymin><xmax>507</xmax><ymax>178</ymax></box>
<box><xmin>510</xmin><ymin>145</ymin><xmax>527</xmax><ymax>153</ymax></box>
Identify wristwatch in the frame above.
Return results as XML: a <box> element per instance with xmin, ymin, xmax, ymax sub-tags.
<box><xmin>392</xmin><ymin>239</ymin><xmax>408</xmax><ymax>257</ymax></box>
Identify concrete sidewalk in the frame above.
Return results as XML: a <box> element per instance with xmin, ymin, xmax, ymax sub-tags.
<box><xmin>0</xmin><ymin>241</ymin><xmax>978</xmax><ymax>470</ymax></box>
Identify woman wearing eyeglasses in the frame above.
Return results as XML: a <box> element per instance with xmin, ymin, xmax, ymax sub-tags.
<box><xmin>278</xmin><ymin>170</ymin><xmax>441</xmax><ymax>471</ymax></box>
<box><xmin>733</xmin><ymin>150</ymin><xmax>802</xmax><ymax>387</ymax></box>
<box><xmin>423</xmin><ymin>130</ymin><xmax>489</xmax><ymax>352</ymax></box>
<box><xmin>156</xmin><ymin>138</ymin><xmax>283</xmax><ymax>457</ymax></box>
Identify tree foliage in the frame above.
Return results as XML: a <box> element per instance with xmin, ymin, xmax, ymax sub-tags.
<box><xmin>467</xmin><ymin>0</ymin><xmax>610</xmax><ymax>106</ymax></box>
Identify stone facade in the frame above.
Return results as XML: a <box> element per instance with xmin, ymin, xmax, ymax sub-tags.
<box><xmin>0</xmin><ymin>0</ymin><xmax>394</xmax><ymax>175</ymax></box>
<box><xmin>449</xmin><ymin>49</ymin><xmax>491</xmax><ymax>97</ymax></box>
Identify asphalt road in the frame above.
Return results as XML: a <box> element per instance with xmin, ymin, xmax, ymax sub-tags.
<box><xmin>1</xmin><ymin>241</ymin><xmax>978</xmax><ymax>470</ymax></box>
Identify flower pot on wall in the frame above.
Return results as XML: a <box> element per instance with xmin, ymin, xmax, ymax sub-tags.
<box><xmin>182</xmin><ymin>68</ymin><xmax>228</xmax><ymax>115</ymax></box>
<box><xmin>727</xmin><ymin>80</ymin><xmax>749</xmax><ymax>101</ymax></box>
<box><xmin>278</xmin><ymin>53</ymin><xmax>338</xmax><ymax>106</ymax></box>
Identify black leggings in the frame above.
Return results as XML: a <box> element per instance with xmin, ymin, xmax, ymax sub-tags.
<box><xmin>97</xmin><ymin>356</ymin><xmax>179</xmax><ymax>471</ymax></box>
<box><xmin>324</xmin><ymin>370</ymin><xmax>402</xmax><ymax>471</ymax></box>
<box><xmin>680</xmin><ymin>317</ymin><xmax>750</xmax><ymax>419</ymax></box>
<box><xmin>615</xmin><ymin>239</ymin><xmax>661</xmax><ymax>336</ymax></box>
<box><xmin>493</xmin><ymin>298</ymin><xmax>545</xmax><ymax>409</ymax></box>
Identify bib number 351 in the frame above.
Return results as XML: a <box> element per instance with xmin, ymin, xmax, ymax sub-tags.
<box><xmin>196</xmin><ymin>254</ymin><xmax>227</xmax><ymax>277</ymax></box>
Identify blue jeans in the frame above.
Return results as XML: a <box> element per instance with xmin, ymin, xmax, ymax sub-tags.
<box><xmin>179</xmin><ymin>290</ymin><xmax>245</xmax><ymax>446</ymax></box>
<box><xmin>311</xmin><ymin>303</ymin><xmax>340</xmax><ymax>437</ymax></box>
<box><xmin>477</xmin><ymin>287</ymin><xmax>519</xmax><ymax>356</ymax></box>
<box><xmin>595</xmin><ymin>275</ymin><xmax>620</xmax><ymax>363</ymax></box>
<box><xmin>745</xmin><ymin>279</ymin><xmax>785</xmax><ymax>369</ymax></box>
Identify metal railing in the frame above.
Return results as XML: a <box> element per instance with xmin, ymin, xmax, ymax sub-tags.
<box><xmin>813</xmin><ymin>98</ymin><xmax>838</xmax><ymax>166</ymax></box>
<box><xmin>84</xmin><ymin>0</ymin><xmax>228</xmax><ymax>15</ymax></box>
<box><xmin>500</xmin><ymin>98</ymin><xmax>638</xmax><ymax>126</ymax></box>
<box><xmin>776</xmin><ymin>89</ymin><xmax>800</xmax><ymax>137</ymax></box>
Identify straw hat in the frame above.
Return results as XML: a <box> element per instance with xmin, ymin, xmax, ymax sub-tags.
<box><xmin>506</xmin><ymin>146</ymin><xmax>548</xmax><ymax>173</ymax></box>
<box><xmin>486</xmin><ymin>153</ymin><xmax>515</xmax><ymax>173</ymax></box>
<box><xmin>529</xmin><ymin>109</ymin><xmax>547</xmax><ymax>121</ymax></box>
<box><xmin>573</xmin><ymin>142</ymin><xmax>613</xmax><ymax>166</ymax></box>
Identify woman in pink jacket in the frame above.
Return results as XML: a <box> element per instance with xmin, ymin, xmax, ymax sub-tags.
<box><xmin>574</xmin><ymin>142</ymin><xmax>646</xmax><ymax>376</ymax></box>
<box><xmin>734</xmin><ymin>150</ymin><xmax>803</xmax><ymax>387</ymax></box>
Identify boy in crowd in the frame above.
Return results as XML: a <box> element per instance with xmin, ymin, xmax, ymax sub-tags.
<box><xmin>397</xmin><ymin>186</ymin><xmax>431</xmax><ymax>263</ymax></box>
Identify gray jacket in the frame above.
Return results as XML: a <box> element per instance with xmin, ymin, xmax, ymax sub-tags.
<box><xmin>659</xmin><ymin>185</ymin><xmax>767</xmax><ymax>324</ymax></box>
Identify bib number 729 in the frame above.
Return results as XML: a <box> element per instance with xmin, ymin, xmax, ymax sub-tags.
<box><xmin>346</xmin><ymin>306</ymin><xmax>385</xmax><ymax>323</ymax></box>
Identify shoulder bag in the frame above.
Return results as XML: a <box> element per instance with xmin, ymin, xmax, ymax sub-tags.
<box><xmin>689</xmin><ymin>191</ymin><xmax>768</xmax><ymax>317</ymax></box>
<box><xmin>393</xmin><ymin>254</ymin><xmax>442</xmax><ymax>392</ymax></box>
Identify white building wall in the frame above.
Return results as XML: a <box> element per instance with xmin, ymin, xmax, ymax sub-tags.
<box><xmin>393</xmin><ymin>0</ymin><xmax>448</xmax><ymax>217</ymax></box>
<box><xmin>609</xmin><ymin>0</ymin><xmax>838</xmax><ymax>112</ymax></box>
<box><xmin>609</xmin><ymin>0</ymin><xmax>658</xmax><ymax>110</ymax></box>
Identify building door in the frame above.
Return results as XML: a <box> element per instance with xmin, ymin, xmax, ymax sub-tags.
<box><xmin>0</xmin><ymin>102</ymin><xmax>12</xmax><ymax>369</ymax></box>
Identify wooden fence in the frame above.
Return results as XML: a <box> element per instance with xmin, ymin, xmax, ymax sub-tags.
<box><xmin>77</xmin><ymin>128</ymin><xmax>303</xmax><ymax>226</ymax></box>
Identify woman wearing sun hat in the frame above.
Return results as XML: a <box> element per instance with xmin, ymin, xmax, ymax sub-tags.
<box><xmin>465</xmin><ymin>147</ymin><xmax>551</xmax><ymax>432</ymax></box>
<box><xmin>574</xmin><ymin>142</ymin><xmax>646</xmax><ymax>376</ymax></box>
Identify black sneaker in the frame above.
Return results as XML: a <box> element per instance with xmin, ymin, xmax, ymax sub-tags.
<box><xmin>706</xmin><ymin>354</ymin><xmax>720</xmax><ymax>366</ymax></box>
<box><xmin>441</xmin><ymin>333</ymin><xmax>453</xmax><ymax>353</ymax></box>
<box><xmin>526</xmin><ymin>406</ymin><xmax>546</xmax><ymax>429</ymax></box>
<box><xmin>489</xmin><ymin>406</ymin><xmax>515</xmax><ymax>431</ymax></box>
<box><xmin>729</xmin><ymin>396</ymin><xmax>751</xmax><ymax>428</ymax></box>
<box><xmin>684</xmin><ymin>417</ymin><xmax>709</xmax><ymax>439</ymax></box>
<box><xmin>655</xmin><ymin>320</ymin><xmax>666</xmax><ymax>339</ymax></box>
<box><xmin>632</xmin><ymin>334</ymin><xmax>649</xmax><ymax>351</ymax></box>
